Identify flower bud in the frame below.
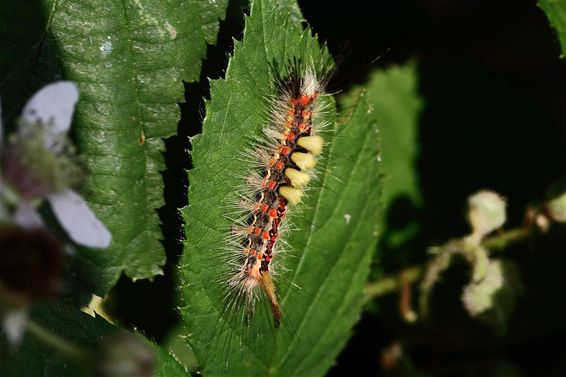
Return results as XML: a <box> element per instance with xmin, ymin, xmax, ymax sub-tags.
<box><xmin>462</xmin><ymin>259</ymin><xmax>522</xmax><ymax>331</ymax></box>
<box><xmin>546</xmin><ymin>190</ymin><xmax>566</xmax><ymax>223</ymax></box>
<box><xmin>461</xmin><ymin>260</ymin><xmax>504</xmax><ymax>316</ymax></box>
<box><xmin>467</xmin><ymin>190</ymin><xmax>507</xmax><ymax>241</ymax></box>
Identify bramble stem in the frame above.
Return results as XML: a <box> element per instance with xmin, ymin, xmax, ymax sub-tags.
<box><xmin>483</xmin><ymin>228</ymin><xmax>529</xmax><ymax>250</ymax></box>
<box><xmin>365</xmin><ymin>226</ymin><xmax>531</xmax><ymax>301</ymax></box>
<box><xmin>365</xmin><ymin>266</ymin><xmax>422</xmax><ymax>301</ymax></box>
<box><xmin>26</xmin><ymin>319</ymin><xmax>92</xmax><ymax>362</ymax></box>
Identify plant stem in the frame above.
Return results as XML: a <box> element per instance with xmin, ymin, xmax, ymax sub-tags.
<box><xmin>483</xmin><ymin>228</ymin><xmax>529</xmax><ymax>250</ymax></box>
<box><xmin>365</xmin><ymin>225</ymin><xmax>531</xmax><ymax>300</ymax></box>
<box><xmin>365</xmin><ymin>266</ymin><xmax>422</xmax><ymax>301</ymax></box>
<box><xmin>26</xmin><ymin>319</ymin><xmax>92</xmax><ymax>362</ymax></box>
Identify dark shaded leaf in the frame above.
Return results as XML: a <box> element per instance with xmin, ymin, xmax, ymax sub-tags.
<box><xmin>539</xmin><ymin>0</ymin><xmax>566</xmax><ymax>57</ymax></box>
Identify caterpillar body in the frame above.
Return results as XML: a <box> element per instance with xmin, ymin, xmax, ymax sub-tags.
<box><xmin>227</xmin><ymin>65</ymin><xmax>329</xmax><ymax>328</ymax></box>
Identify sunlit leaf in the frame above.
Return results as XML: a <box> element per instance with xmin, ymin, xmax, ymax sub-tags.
<box><xmin>41</xmin><ymin>0</ymin><xmax>228</xmax><ymax>292</ymax></box>
<box><xmin>179</xmin><ymin>1</ymin><xmax>382</xmax><ymax>376</ymax></box>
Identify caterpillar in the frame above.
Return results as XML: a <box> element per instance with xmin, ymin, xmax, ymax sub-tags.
<box><xmin>226</xmin><ymin>64</ymin><xmax>330</xmax><ymax>328</ymax></box>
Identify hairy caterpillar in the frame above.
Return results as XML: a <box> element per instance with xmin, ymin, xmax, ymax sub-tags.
<box><xmin>225</xmin><ymin>63</ymin><xmax>330</xmax><ymax>328</ymax></box>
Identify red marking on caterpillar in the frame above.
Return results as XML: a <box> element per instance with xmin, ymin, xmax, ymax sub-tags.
<box><xmin>228</xmin><ymin>64</ymin><xmax>329</xmax><ymax>328</ymax></box>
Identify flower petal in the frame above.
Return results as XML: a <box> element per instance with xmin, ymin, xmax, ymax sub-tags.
<box><xmin>3</xmin><ymin>309</ymin><xmax>28</xmax><ymax>346</ymax></box>
<box><xmin>14</xmin><ymin>202</ymin><xmax>44</xmax><ymax>229</ymax></box>
<box><xmin>21</xmin><ymin>81</ymin><xmax>79</xmax><ymax>139</ymax></box>
<box><xmin>48</xmin><ymin>189</ymin><xmax>111</xmax><ymax>248</ymax></box>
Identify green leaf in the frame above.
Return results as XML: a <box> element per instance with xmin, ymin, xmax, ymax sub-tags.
<box><xmin>344</xmin><ymin>63</ymin><xmax>423</xmax><ymax>251</ymax></box>
<box><xmin>163</xmin><ymin>324</ymin><xmax>199</xmax><ymax>373</ymax></box>
<box><xmin>349</xmin><ymin>63</ymin><xmax>422</xmax><ymax>230</ymax></box>
<box><xmin>0</xmin><ymin>302</ymin><xmax>185</xmax><ymax>376</ymax></box>
<box><xmin>539</xmin><ymin>0</ymin><xmax>566</xmax><ymax>57</ymax></box>
<box><xmin>41</xmin><ymin>0</ymin><xmax>228</xmax><ymax>293</ymax></box>
<box><xmin>365</xmin><ymin>63</ymin><xmax>423</xmax><ymax>210</ymax></box>
<box><xmin>179</xmin><ymin>1</ymin><xmax>382</xmax><ymax>376</ymax></box>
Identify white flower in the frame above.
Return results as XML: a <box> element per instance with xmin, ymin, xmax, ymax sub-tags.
<box><xmin>0</xmin><ymin>82</ymin><xmax>111</xmax><ymax>248</ymax></box>
<box><xmin>20</xmin><ymin>81</ymin><xmax>79</xmax><ymax>152</ymax></box>
<box><xmin>49</xmin><ymin>188</ymin><xmax>111</xmax><ymax>248</ymax></box>
<box><xmin>13</xmin><ymin>201</ymin><xmax>44</xmax><ymax>229</ymax></box>
<box><xmin>0</xmin><ymin>83</ymin><xmax>112</xmax><ymax>346</ymax></box>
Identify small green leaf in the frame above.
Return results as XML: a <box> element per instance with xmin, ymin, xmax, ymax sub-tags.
<box><xmin>179</xmin><ymin>1</ymin><xmax>382</xmax><ymax>376</ymax></box>
<box><xmin>365</xmin><ymin>63</ymin><xmax>423</xmax><ymax>210</ymax></box>
<box><xmin>345</xmin><ymin>62</ymin><xmax>423</xmax><ymax>212</ymax></box>
<box><xmin>41</xmin><ymin>0</ymin><xmax>228</xmax><ymax>293</ymax></box>
<box><xmin>539</xmin><ymin>0</ymin><xmax>566</xmax><ymax>57</ymax></box>
<box><xmin>344</xmin><ymin>63</ymin><xmax>423</xmax><ymax>252</ymax></box>
<box><xmin>0</xmin><ymin>302</ymin><xmax>185</xmax><ymax>376</ymax></box>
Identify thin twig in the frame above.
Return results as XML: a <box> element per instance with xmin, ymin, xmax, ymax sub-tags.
<box><xmin>365</xmin><ymin>225</ymin><xmax>532</xmax><ymax>301</ymax></box>
<box><xmin>365</xmin><ymin>266</ymin><xmax>422</xmax><ymax>301</ymax></box>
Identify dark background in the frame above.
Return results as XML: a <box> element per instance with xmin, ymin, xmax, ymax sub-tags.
<box><xmin>305</xmin><ymin>1</ymin><xmax>566</xmax><ymax>376</ymax></box>
<box><xmin>105</xmin><ymin>0</ymin><xmax>566</xmax><ymax>376</ymax></box>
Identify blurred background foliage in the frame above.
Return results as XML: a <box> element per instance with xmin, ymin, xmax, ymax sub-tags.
<box><xmin>307</xmin><ymin>1</ymin><xmax>566</xmax><ymax>376</ymax></box>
